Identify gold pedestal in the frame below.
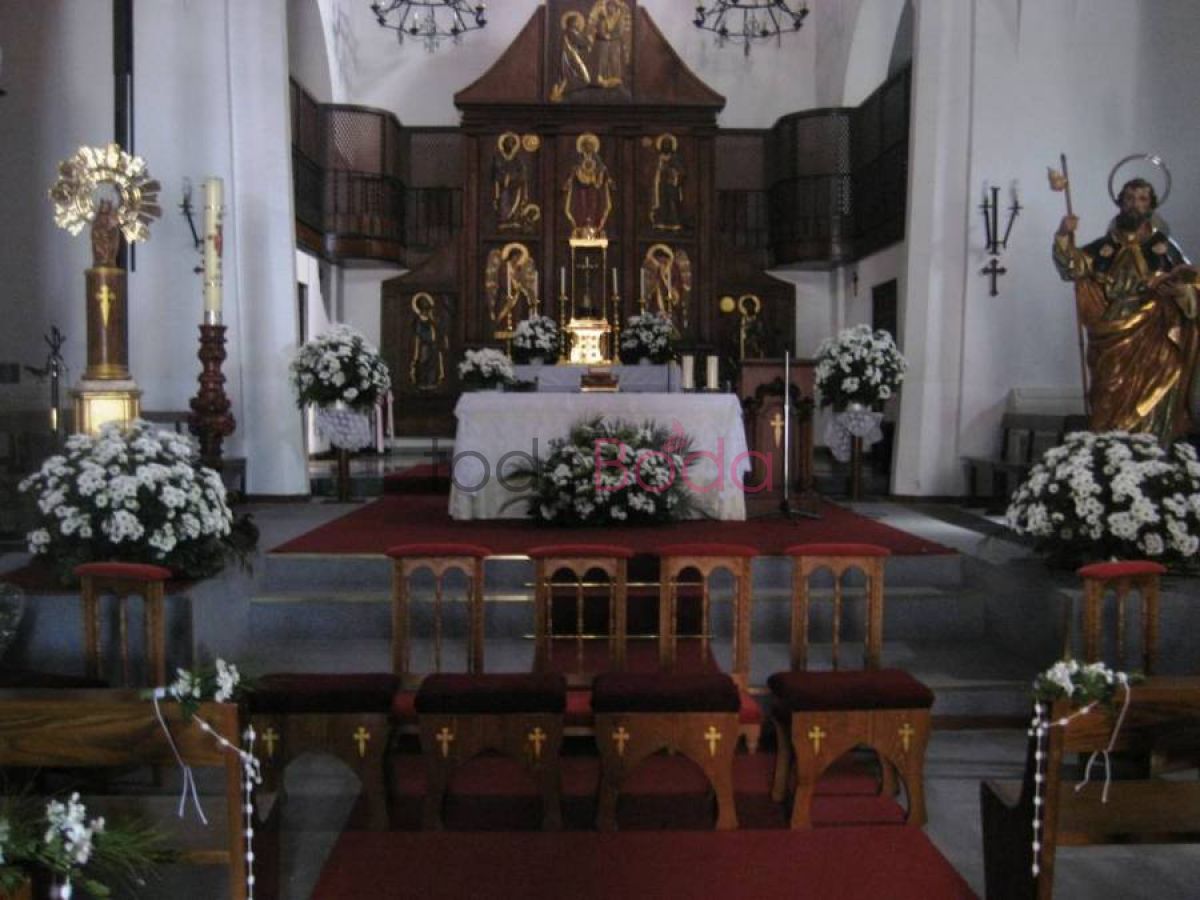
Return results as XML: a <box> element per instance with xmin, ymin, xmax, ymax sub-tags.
<box><xmin>84</xmin><ymin>266</ymin><xmax>131</xmax><ymax>380</ymax></box>
<box><xmin>566</xmin><ymin>317</ymin><xmax>612</xmax><ymax>365</ymax></box>
<box><xmin>73</xmin><ymin>379</ymin><xmax>141</xmax><ymax>435</ymax></box>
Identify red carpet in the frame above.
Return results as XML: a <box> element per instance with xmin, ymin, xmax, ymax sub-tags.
<box><xmin>271</xmin><ymin>493</ymin><xmax>955</xmax><ymax>557</ymax></box>
<box><xmin>312</xmin><ymin>827</ymin><xmax>975</xmax><ymax>899</ymax></box>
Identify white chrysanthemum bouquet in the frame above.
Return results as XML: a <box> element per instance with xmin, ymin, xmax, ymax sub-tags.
<box><xmin>18</xmin><ymin>420</ymin><xmax>236</xmax><ymax>582</ymax></box>
<box><xmin>619</xmin><ymin>312</ymin><xmax>676</xmax><ymax>363</ymax></box>
<box><xmin>290</xmin><ymin>324</ymin><xmax>391</xmax><ymax>411</ymax></box>
<box><xmin>814</xmin><ymin>324</ymin><xmax>907</xmax><ymax>409</ymax></box>
<box><xmin>512</xmin><ymin>315</ymin><xmax>560</xmax><ymax>360</ymax></box>
<box><xmin>1006</xmin><ymin>431</ymin><xmax>1200</xmax><ymax>569</ymax></box>
<box><xmin>458</xmin><ymin>348</ymin><xmax>516</xmax><ymax>389</ymax></box>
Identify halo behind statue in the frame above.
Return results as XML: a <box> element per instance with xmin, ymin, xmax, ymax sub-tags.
<box><xmin>48</xmin><ymin>143</ymin><xmax>161</xmax><ymax>242</ymax></box>
<box><xmin>1108</xmin><ymin>153</ymin><xmax>1171</xmax><ymax>206</ymax></box>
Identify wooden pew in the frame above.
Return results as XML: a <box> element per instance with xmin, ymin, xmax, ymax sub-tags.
<box><xmin>0</xmin><ymin>689</ymin><xmax>250</xmax><ymax>900</ymax></box>
<box><xmin>981</xmin><ymin>677</ymin><xmax>1200</xmax><ymax>899</ymax></box>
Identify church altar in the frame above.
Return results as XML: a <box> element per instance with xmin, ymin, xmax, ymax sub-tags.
<box><xmin>512</xmin><ymin>363</ymin><xmax>679</xmax><ymax>393</ymax></box>
<box><xmin>449</xmin><ymin>393</ymin><xmax>750</xmax><ymax>521</ymax></box>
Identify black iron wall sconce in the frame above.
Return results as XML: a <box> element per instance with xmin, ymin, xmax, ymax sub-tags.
<box><xmin>979</xmin><ymin>183</ymin><xmax>1021</xmax><ymax>296</ymax></box>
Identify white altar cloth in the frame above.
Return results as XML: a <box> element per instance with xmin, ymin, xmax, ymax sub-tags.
<box><xmin>449</xmin><ymin>393</ymin><xmax>749</xmax><ymax>521</ymax></box>
<box><xmin>512</xmin><ymin>363</ymin><xmax>678</xmax><ymax>393</ymax></box>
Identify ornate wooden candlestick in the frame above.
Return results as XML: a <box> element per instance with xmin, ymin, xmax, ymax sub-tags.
<box><xmin>188</xmin><ymin>323</ymin><xmax>235</xmax><ymax>471</ymax></box>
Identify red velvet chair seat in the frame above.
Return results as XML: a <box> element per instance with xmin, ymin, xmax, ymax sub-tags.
<box><xmin>591</xmin><ymin>672</ymin><xmax>740</xmax><ymax>714</ymax></box>
<box><xmin>739</xmin><ymin>688</ymin><xmax>763</xmax><ymax>725</ymax></box>
<box><xmin>385</xmin><ymin>542</ymin><xmax>492</xmax><ymax>559</ymax></box>
<box><xmin>73</xmin><ymin>561</ymin><xmax>173</xmax><ymax>582</ymax></box>
<box><xmin>248</xmin><ymin>673</ymin><xmax>400</xmax><ymax>715</ymax></box>
<box><xmin>415</xmin><ymin>673</ymin><xmax>567</xmax><ymax>715</ymax></box>
<box><xmin>768</xmin><ymin>669</ymin><xmax>934</xmax><ymax>713</ymax></box>
<box><xmin>1077</xmin><ymin>560</ymin><xmax>1167</xmax><ymax>579</ymax></box>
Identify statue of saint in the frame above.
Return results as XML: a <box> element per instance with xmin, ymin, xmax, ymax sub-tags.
<box><xmin>409</xmin><ymin>292</ymin><xmax>446</xmax><ymax>391</ymax></box>
<box><xmin>1053</xmin><ymin>176</ymin><xmax>1199</xmax><ymax>442</ymax></box>
<box><xmin>563</xmin><ymin>133</ymin><xmax>614</xmax><ymax>240</ymax></box>
<box><xmin>642</xmin><ymin>244</ymin><xmax>692</xmax><ymax>330</ymax></box>
<box><xmin>587</xmin><ymin>0</ymin><xmax>631</xmax><ymax>89</ymax></box>
<box><xmin>650</xmin><ymin>133</ymin><xmax>685</xmax><ymax>232</ymax></box>
<box><xmin>90</xmin><ymin>198</ymin><xmax>121</xmax><ymax>268</ymax></box>
<box><xmin>492</xmin><ymin>132</ymin><xmax>540</xmax><ymax>232</ymax></box>
<box><xmin>484</xmin><ymin>242</ymin><xmax>539</xmax><ymax>332</ymax></box>
<box><xmin>738</xmin><ymin>294</ymin><xmax>768</xmax><ymax>360</ymax></box>
<box><xmin>550</xmin><ymin>11</ymin><xmax>592</xmax><ymax>103</ymax></box>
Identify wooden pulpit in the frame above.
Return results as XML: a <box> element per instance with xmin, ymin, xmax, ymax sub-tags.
<box><xmin>737</xmin><ymin>359</ymin><xmax>817</xmax><ymax>512</ymax></box>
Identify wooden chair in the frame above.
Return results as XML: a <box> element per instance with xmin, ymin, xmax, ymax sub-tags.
<box><xmin>416</xmin><ymin>672</ymin><xmax>567</xmax><ymax>830</ymax></box>
<box><xmin>1074</xmin><ymin>560</ymin><xmax>1166</xmax><ymax>674</ymax></box>
<box><xmin>74</xmin><ymin>561</ymin><xmax>173</xmax><ymax>687</ymax></box>
<box><xmin>768</xmin><ymin>543</ymin><xmax>934</xmax><ymax>828</ymax></box>
<box><xmin>247</xmin><ymin>542</ymin><xmax>492</xmax><ymax>832</ymax></box>
<box><xmin>592</xmin><ymin>671</ymin><xmax>741</xmax><ymax>831</ymax></box>
<box><xmin>656</xmin><ymin>542</ymin><xmax>762</xmax><ymax>751</ymax></box>
<box><xmin>528</xmin><ymin>544</ymin><xmax>634</xmax><ymax>687</ymax></box>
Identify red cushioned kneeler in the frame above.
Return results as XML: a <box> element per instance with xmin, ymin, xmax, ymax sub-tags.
<box><xmin>1075</xmin><ymin>559</ymin><xmax>1165</xmax><ymax>674</ymax></box>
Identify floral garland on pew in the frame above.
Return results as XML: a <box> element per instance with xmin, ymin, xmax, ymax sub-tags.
<box><xmin>146</xmin><ymin>660</ymin><xmax>262</xmax><ymax>899</ymax></box>
<box><xmin>1027</xmin><ymin>659</ymin><xmax>1140</xmax><ymax>877</ymax></box>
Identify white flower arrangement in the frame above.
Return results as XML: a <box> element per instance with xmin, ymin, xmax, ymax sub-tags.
<box><xmin>18</xmin><ymin>420</ymin><xmax>236</xmax><ymax>583</ymax></box>
<box><xmin>619</xmin><ymin>312</ymin><xmax>676</xmax><ymax>363</ymax></box>
<box><xmin>290</xmin><ymin>324</ymin><xmax>391</xmax><ymax>412</ymax></box>
<box><xmin>1032</xmin><ymin>658</ymin><xmax>1134</xmax><ymax>705</ymax></box>
<box><xmin>514</xmin><ymin>418</ymin><xmax>695</xmax><ymax>525</ymax></box>
<box><xmin>511</xmin><ymin>315</ymin><xmax>560</xmax><ymax>360</ymax></box>
<box><xmin>813</xmin><ymin>324</ymin><xmax>907</xmax><ymax>409</ymax></box>
<box><xmin>1006</xmin><ymin>431</ymin><xmax>1200</xmax><ymax>569</ymax></box>
<box><xmin>458</xmin><ymin>348</ymin><xmax>516</xmax><ymax>389</ymax></box>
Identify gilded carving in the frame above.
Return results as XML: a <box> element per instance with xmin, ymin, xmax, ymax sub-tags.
<box><xmin>563</xmin><ymin>133</ymin><xmax>614</xmax><ymax>240</ymax></box>
<box><xmin>550</xmin><ymin>0</ymin><xmax>633</xmax><ymax>102</ymax></box>
<box><xmin>492</xmin><ymin>132</ymin><xmax>541</xmax><ymax>232</ymax></box>
<box><xmin>641</xmin><ymin>243</ymin><xmax>692</xmax><ymax>329</ymax></box>
<box><xmin>646</xmin><ymin>133</ymin><xmax>685</xmax><ymax>232</ymax></box>
<box><xmin>484</xmin><ymin>242</ymin><xmax>540</xmax><ymax>333</ymax></box>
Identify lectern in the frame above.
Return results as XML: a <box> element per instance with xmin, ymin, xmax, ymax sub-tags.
<box><xmin>737</xmin><ymin>359</ymin><xmax>817</xmax><ymax>512</ymax></box>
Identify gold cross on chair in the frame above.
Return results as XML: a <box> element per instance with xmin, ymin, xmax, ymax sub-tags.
<box><xmin>262</xmin><ymin>727</ymin><xmax>279</xmax><ymax>760</ymax></box>
<box><xmin>527</xmin><ymin>726</ymin><xmax>547</xmax><ymax>761</ymax></box>
<box><xmin>704</xmin><ymin>725</ymin><xmax>722</xmax><ymax>757</ymax></box>
<box><xmin>352</xmin><ymin>726</ymin><xmax>371</xmax><ymax>758</ymax></box>
<box><xmin>899</xmin><ymin>722</ymin><xmax>915</xmax><ymax>753</ymax></box>
<box><xmin>807</xmin><ymin>724</ymin><xmax>827</xmax><ymax>755</ymax></box>
<box><xmin>770</xmin><ymin>411</ymin><xmax>785</xmax><ymax>447</ymax></box>
<box><xmin>612</xmin><ymin>725</ymin><xmax>631</xmax><ymax>757</ymax></box>
<box><xmin>436</xmin><ymin>726</ymin><xmax>455</xmax><ymax>758</ymax></box>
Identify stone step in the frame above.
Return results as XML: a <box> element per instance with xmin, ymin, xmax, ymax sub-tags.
<box><xmin>247</xmin><ymin>585</ymin><xmax>985</xmax><ymax>644</ymax></box>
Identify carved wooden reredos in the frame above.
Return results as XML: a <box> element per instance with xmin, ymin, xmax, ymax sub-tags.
<box><xmin>384</xmin><ymin>1</ymin><xmax>798</xmax><ymax>435</ymax></box>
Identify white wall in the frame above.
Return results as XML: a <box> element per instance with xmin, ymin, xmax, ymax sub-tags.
<box><xmin>289</xmin><ymin>0</ymin><xmax>335</xmax><ymax>102</ymax></box>
<box><xmin>0</xmin><ymin>2</ymin><xmax>113</xmax><ymax>412</ymax></box>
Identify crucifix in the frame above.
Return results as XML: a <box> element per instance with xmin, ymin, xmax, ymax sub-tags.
<box><xmin>436</xmin><ymin>726</ymin><xmax>455</xmax><ymax>758</ymax></box>
<box><xmin>612</xmin><ymin>725</ymin><xmax>631</xmax><ymax>757</ymax></box>
<box><xmin>899</xmin><ymin>722</ymin><xmax>915</xmax><ymax>753</ymax></box>
<box><xmin>352</xmin><ymin>726</ymin><xmax>371</xmax><ymax>758</ymax></box>
<box><xmin>981</xmin><ymin>258</ymin><xmax>1007</xmax><ymax>296</ymax></box>
<box><xmin>807</xmin><ymin>724</ymin><xmax>827</xmax><ymax>755</ymax></box>
<box><xmin>577</xmin><ymin>255</ymin><xmax>600</xmax><ymax>315</ymax></box>
<box><xmin>704</xmin><ymin>725</ymin><xmax>722</xmax><ymax>757</ymax></box>
<box><xmin>262</xmin><ymin>727</ymin><xmax>279</xmax><ymax>759</ymax></box>
<box><xmin>527</xmin><ymin>726</ymin><xmax>547</xmax><ymax>761</ymax></box>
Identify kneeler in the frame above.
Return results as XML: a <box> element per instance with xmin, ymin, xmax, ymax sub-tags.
<box><xmin>768</xmin><ymin>543</ymin><xmax>935</xmax><ymax>828</ymax></box>
<box><xmin>592</xmin><ymin>672</ymin><xmax>741</xmax><ymax>831</ymax></box>
<box><xmin>1074</xmin><ymin>560</ymin><xmax>1166</xmax><ymax>673</ymax></box>
<box><xmin>416</xmin><ymin>672</ymin><xmax>567</xmax><ymax>830</ymax></box>
<box><xmin>247</xmin><ymin>673</ymin><xmax>398</xmax><ymax>831</ymax></box>
<box><xmin>75</xmin><ymin>561</ymin><xmax>174</xmax><ymax>687</ymax></box>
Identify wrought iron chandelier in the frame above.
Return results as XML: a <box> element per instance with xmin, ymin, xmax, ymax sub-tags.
<box><xmin>694</xmin><ymin>1</ymin><xmax>809</xmax><ymax>56</ymax></box>
<box><xmin>370</xmin><ymin>1</ymin><xmax>487</xmax><ymax>52</ymax></box>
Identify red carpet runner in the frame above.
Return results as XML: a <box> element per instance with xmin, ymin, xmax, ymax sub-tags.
<box><xmin>272</xmin><ymin>493</ymin><xmax>955</xmax><ymax>557</ymax></box>
<box><xmin>312</xmin><ymin>828</ymin><xmax>975</xmax><ymax>899</ymax></box>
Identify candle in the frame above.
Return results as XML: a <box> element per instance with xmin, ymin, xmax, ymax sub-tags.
<box><xmin>681</xmin><ymin>354</ymin><xmax>695</xmax><ymax>390</ymax></box>
<box><xmin>640</xmin><ymin>269</ymin><xmax>646</xmax><ymax>300</ymax></box>
<box><xmin>706</xmin><ymin>355</ymin><xmax>719</xmax><ymax>390</ymax></box>
<box><xmin>612</xmin><ymin>267</ymin><xmax>618</xmax><ymax>295</ymax></box>
<box><xmin>203</xmin><ymin>177</ymin><xmax>224</xmax><ymax>323</ymax></box>
<box><xmin>560</xmin><ymin>267</ymin><xmax>566</xmax><ymax>297</ymax></box>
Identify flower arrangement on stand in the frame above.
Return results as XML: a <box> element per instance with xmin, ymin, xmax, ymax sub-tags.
<box><xmin>458</xmin><ymin>348</ymin><xmax>516</xmax><ymax>390</ymax></box>
<box><xmin>17</xmin><ymin>420</ymin><xmax>245</xmax><ymax>584</ymax></box>
<box><xmin>511</xmin><ymin>418</ymin><xmax>696</xmax><ymax>526</ymax></box>
<box><xmin>1006</xmin><ymin>431</ymin><xmax>1200</xmax><ymax>569</ymax></box>
<box><xmin>0</xmin><ymin>791</ymin><xmax>172</xmax><ymax>899</ymax></box>
<box><xmin>619</xmin><ymin>312</ymin><xmax>676</xmax><ymax>364</ymax></box>
<box><xmin>813</xmin><ymin>324</ymin><xmax>907</xmax><ymax>410</ymax></box>
<box><xmin>511</xmin><ymin>315</ymin><xmax>560</xmax><ymax>364</ymax></box>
